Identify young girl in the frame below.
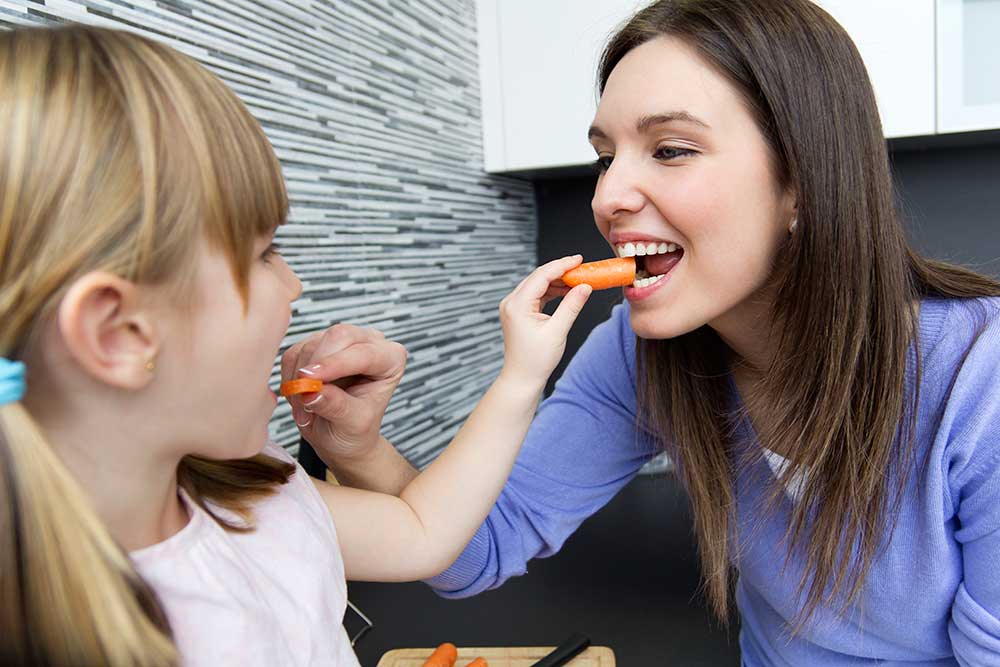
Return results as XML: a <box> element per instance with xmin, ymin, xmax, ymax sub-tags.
<box><xmin>0</xmin><ymin>25</ymin><xmax>590</xmax><ymax>666</ymax></box>
<box><xmin>319</xmin><ymin>1</ymin><xmax>1000</xmax><ymax>664</ymax></box>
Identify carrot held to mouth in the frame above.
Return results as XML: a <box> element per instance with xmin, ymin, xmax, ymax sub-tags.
<box><xmin>560</xmin><ymin>256</ymin><xmax>635</xmax><ymax>290</ymax></box>
<box><xmin>279</xmin><ymin>377</ymin><xmax>323</xmax><ymax>397</ymax></box>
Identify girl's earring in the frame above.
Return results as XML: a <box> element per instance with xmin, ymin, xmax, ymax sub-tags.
<box><xmin>145</xmin><ymin>358</ymin><xmax>156</xmax><ymax>373</ymax></box>
<box><xmin>789</xmin><ymin>217</ymin><xmax>798</xmax><ymax>234</ymax></box>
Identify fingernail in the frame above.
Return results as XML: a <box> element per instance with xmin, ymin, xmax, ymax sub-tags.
<box><xmin>302</xmin><ymin>393</ymin><xmax>322</xmax><ymax>412</ymax></box>
<box><xmin>295</xmin><ymin>416</ymin><xmax>313</xmax><ymax>427</ymax></box>
<box><xmin>298</xmin><ymin>365</ymin><xmax>322</xmax><ymax>377</ymax></box>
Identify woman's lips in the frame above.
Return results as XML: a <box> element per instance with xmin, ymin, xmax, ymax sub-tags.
<box><xmin>624</xmin><ymin>253</ymin><xmax>682</xmax><ymax>301</ymax></box>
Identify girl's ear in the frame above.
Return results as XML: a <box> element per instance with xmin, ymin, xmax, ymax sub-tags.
<box><xmin>57</xmin><ymin>272</ymin><xmax>160</xmax><ymax>390</ymax></box>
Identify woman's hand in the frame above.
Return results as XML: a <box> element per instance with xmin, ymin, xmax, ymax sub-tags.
<box><xmin>498</xmin><ymin>255</ymin><xmax>592</xmax><ymax>387</ymax></box>
<box><xmin>280</xmin><ymin>324</ymin><xmax>407</xmax><ymax>464</ymax></box>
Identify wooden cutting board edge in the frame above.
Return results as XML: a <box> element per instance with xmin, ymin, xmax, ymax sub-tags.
<box><xmin>375</xmin><ymin>645</ymin><xmax>615</xmax><ymax>667</ymax></box>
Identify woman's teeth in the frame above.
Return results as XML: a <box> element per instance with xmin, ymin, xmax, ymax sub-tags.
<box><xmin>615</xmin><ymin>241</ymin><xmax>679</xmax><ymax>257</ymax></box>
<box><xmin>616</xmin><ymin>241</ymin><xmax>681</xmax><ymax>288</ymax></box>
<box><xmin>632</xmin><ymin>269</ymin><xmax>665</xmax><ymax>289</ymax></box>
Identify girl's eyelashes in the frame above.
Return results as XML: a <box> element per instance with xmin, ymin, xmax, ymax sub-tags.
<box><xmin>260</xmin><ymin>242</ymin><xmax>280</xmax><ymax>263</ymax></box>
<box><xmin>591</xmin><ymin>146</ymin><xmax>698</xmax><ymax>173</ymax></box>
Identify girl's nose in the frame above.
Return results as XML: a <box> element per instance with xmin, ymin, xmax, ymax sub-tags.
<box><xmin>591</xmin><ymin>158</ymin><xmax>645</xmax><ymax>221</ymax></box>
<box><xmin>280</xmin><ymin>259</ymin><xmax>302</xmax><ymax>301</ymax></box>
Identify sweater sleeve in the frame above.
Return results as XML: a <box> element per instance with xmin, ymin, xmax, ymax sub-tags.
<box><xmin>425</xmin><ymin>303</ymin><xmax>659</xmax><ymax>597</ymax></box>
<box><xmin>946</xmin><ymin>305</ymin><xmax>1000</xmax><ymax>665</ymax></box>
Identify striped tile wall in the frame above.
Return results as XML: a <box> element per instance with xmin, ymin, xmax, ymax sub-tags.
<box><xmin>1</xmin><ymin>0</ymin><xmax>538</xmax><ymax>467</ymax></box>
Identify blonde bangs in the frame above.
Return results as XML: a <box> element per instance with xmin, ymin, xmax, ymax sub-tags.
<box><xmin>107</xmin><ymin>31</ymin><xmax>289</xmax><ymax>302</ymax></box>
<box><xmin>1</xmin><ymin>26</ymin><xmax>287</xmax><ymax>350</ymax></box>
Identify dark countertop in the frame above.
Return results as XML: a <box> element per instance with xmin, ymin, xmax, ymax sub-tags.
<box><xmin>344</xmin><ymin>473</ymin><xmax>741</xmax><ymax>666</ymax></box>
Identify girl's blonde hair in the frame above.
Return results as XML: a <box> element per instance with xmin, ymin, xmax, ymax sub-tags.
<box><xmin>0</xmin><ymin>25</ymin><xmax>295</xmax><ymax>665</ymax></box>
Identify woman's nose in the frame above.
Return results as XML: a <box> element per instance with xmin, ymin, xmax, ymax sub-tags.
<box><xmin>591</xmin><ymin>158</ymin><xmax>645</xmax><ymax>221</ymax></box>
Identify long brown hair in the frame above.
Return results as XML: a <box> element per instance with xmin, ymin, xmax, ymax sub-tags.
<box><xmin>600</xmin><ymin>0</ymin><xmax>1000</xmax><ymax>628</ymax></box>
<box><xmin>0</xmin><ymin>25</ymin><xmax>294</xmax><ymax>665</ymax></box>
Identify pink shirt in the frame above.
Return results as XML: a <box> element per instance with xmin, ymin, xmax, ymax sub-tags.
<box><xmin>131</xmin><ymin>443</ymin><xmax>360</xmax><ymax>667</ymax></box>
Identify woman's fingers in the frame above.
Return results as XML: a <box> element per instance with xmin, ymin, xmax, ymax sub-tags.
<box><xmin>281</xmin><ymin>323</ymin><xmax>386</xmax><ymax>384</ymax></box>
<box><xmin>297</xmin><ymin>341</ymin><xmax>407</xmax><ymax>391</ymax></box>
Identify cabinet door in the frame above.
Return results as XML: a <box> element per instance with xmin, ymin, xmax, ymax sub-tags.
<box><xmin>937</xmin><ymin>0</ymin><xmax>1000</xmax><ymax>133</ymax></box>
<box><xmin>477</xmin><ymin>0</ymin><xmax>938</xmax><ymax>173</ymax></box>
<box><xmin>813</xmin><ymin>0</ymin><xmax>937</xmax><ymax>138</ymax></box>
<box><xmin>477</xmin><ymin>0</ymin><xmax>648</xmax><ymax>172</ymax></box>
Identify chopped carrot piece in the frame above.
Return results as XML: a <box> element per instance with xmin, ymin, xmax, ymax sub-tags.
<box><xmin>279</xmin><ymin>378</ymin><xmax>323</xmax><ymax>397</ymax></box>
<box><xmin>464</xmin><ymin>659</ymin><xmax>488</xmax><ymax>667</ymax></box>
<box><xmin>560</xmin><ymin>257</ymin><xmax>636</xmax><ymax>290</ymax></box>
<box><xmin>421</xmin><ymin>643</ymin><xmax>458</xmax><ymax>667</ymax></box>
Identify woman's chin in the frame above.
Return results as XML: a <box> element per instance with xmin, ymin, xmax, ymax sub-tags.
<box><xmin>629</xmin><ymin>310</ymin><xmax>699</xmax><ymax>341</ymax></box>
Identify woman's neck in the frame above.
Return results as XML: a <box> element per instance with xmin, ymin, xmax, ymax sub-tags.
<box><xmin>710</xmin><ymin>292</ymin><xmax>777</xmax><ymax>376</ymax></box>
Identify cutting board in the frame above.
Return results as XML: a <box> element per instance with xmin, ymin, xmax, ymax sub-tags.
<box><xmin>376</xmin><ymin>646</ymin><xmax>615</xmax><ymax>667</ymax></box>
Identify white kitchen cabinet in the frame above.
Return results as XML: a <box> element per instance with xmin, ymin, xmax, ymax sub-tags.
<box><xmin>937</xmin><ymin>0</ymin><xmax>1000</xmax><ymax>133</ymax></box>
<box><xmin>812</xmin><ymin>0</ymin><xmax>936</xmax><ymax>139</ymax></box>
<box><xmin>476</xmin><ymin>0</ymin><xmax>647</xmax><ymax>173</ymax></box>
<box><xmin>476</xmin><ymin>1</ymin><xmax>981</xmax><ymax>173</ymax></box>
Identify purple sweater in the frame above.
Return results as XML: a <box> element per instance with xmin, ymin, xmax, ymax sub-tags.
<box><xmin>428</xmin><ymin>297</ymin><xmax>1000</xmax><ymax>665</ymax></box>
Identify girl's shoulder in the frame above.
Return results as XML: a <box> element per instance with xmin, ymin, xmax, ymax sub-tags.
<box><xmin>132</xmin><ymin>445</ymin><xmax>355</xmax><ymax>666</ymax></box>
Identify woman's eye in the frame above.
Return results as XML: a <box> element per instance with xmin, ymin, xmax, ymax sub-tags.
<box><xmin>592</xmin><ymin>155</ymin><xmax>614</xmax><ymax>173</ymax></box>
<box><xmin>654</xmin><ymin>146</ymin><xmax>696</xmax><ymax>161</ymax></box>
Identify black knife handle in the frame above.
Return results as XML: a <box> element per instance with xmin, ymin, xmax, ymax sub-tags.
<box><xmin>529</xmin><ymin>632</ymin><xmax>591</xmax><ymax>667</ymax></box>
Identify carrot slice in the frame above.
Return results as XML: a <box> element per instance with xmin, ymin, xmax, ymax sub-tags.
<box><xmin>422</xmin><ymin>643</ymin><xmax>458</xmax><ymax>667</ymax></box>
<box><xmin>464</xmin><ymin>659</ymin><xmax>488</xmax><ymax>667</ymax></box>
<box><xmin>560</xmin><ymin>257</ymin><xmax>635</xmax><ymax>290</ymax></box>
<box><xmin>279</xmin><ymin>378</ymin><xmax>323</xmax><ymax>397</ymax></box>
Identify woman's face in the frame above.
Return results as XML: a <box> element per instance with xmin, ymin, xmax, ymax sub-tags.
<box><xmin>589</xmin><ymin>36</ymin><xmax>795</xmax><ymax>341</ymax></box>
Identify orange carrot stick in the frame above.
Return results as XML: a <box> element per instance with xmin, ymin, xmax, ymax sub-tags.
<box><xmin>279</xmin><ymin>378</ymin><xmax>323</xmax><ymax>397</ymax></box>
<box><xmin>422</xmin><ymin>643</ymin><xmax>458</xmax><ymax>667</ymax></box>
<box><xmin>560</xmin><ymin>257</ymin><xmax>635</xmax><ymax>290</ymax></box>
<box><xmin>464</xmin><ymin>659</ymin><xmax>489</xmax><ymax>667</ymax></box>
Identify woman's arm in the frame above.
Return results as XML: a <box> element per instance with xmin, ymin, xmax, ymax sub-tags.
<box><xmin>943</xmin><ymin>304</ymin><xmax>1000</xmax><ymax>661</ymax></box>
<box><xmin>319</xmin><ymin>435</ymin><xmax>417</xmax><ymax>495</ymax></box>
<box><xmin>305</xmin><ymin>257</ymin><xmax>592</xmax><ymax>581</ymax></box>
<box><xmin>426</xmin><ymin>301</ymin><xmax>659</xmax><ymax>597</ymax></box>
<box><xmin>310</xmin><ymin>371</ymin><xmax>548</xmax><ymax>581</ymax></box>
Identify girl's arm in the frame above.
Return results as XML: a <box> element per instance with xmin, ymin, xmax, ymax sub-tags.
<box><xmin>307</xmin><ymin>256</ymin><xmax>592</xmax><ymax>581</ymax></box>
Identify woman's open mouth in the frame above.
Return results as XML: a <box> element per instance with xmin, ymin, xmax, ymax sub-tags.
<box><xmin>615</xmin><ymin>240</ymin><xmax>684</xmax><ymax>298</ymax></box>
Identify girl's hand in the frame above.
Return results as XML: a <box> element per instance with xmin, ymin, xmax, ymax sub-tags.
<box><xmin>280</xmin><ymin>324</ymin><xmax>407</xmax><ymax>463</ymax></box>
<box><xmin>498</xmin><ymin>255</ymin><xmax>592</xmax><ymax>387</ymax></box>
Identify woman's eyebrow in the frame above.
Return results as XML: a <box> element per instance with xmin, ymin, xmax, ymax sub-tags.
<box><xmin>637</xmin><ymin>111</ymin><xmax>711</xmax><ymax>131</ymax></box>
<box><xmin>589</xmin><ymin>111</ymin><xmax>711</xmax><ymax>141</ymax></box>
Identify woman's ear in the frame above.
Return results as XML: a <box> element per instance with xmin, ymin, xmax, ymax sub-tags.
<box><xmin>786</xmin><ymin>191</ymin><xmax>799</xmax><ymax>234</ymax></box>
<box><xmin>57</xmin><ymin>272</ymin><xmax>160</xmax><ymax>390</ymax></box>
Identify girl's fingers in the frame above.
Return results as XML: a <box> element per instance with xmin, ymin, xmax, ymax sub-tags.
<box><xmin>548</xmin><ymin>284</ymin><xmax>592</xmax><ymax>336</ymax></box>
<box><xmin>539</xmin><ymin>284</ymin><xmax>573</xmax><ymax>309</ymax></box>
<box><xmin>509</xmin><ymin>255</ymin><xmax>583</xmax><ymax>306</ymax></box>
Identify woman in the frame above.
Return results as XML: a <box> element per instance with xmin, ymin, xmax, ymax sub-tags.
<box><xmin>293</xmin><ymin>0</ymin><xmax>1000</xmax><ymax>663</ymax></box>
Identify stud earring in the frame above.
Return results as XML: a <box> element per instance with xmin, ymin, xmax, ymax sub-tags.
<box><xmin>789</xmin><ymin>217</ymin><xmax>798</xmax><ymax>234</ymax></box>
<box><xmin>145</xmin><ymin>358</ymin><xmax>156</xmax><ymax>372</ymax></box>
